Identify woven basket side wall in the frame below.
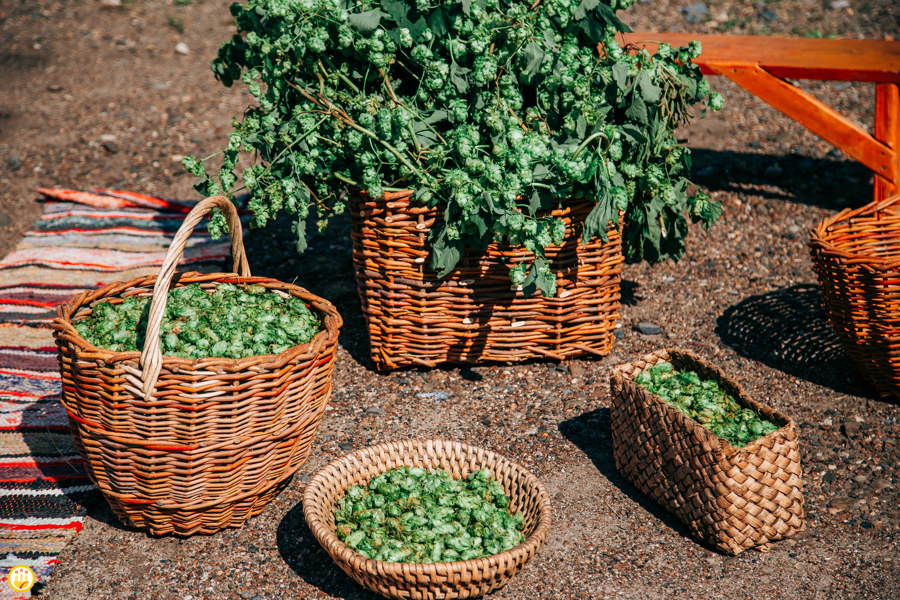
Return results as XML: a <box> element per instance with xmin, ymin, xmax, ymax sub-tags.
<box><xmin>351</xmin><ymin>193</ymin><xmax>624</xmax><ymax>369</ymax></box>
<box><xmin>303</xmin><ymin>440</ymin><xmax>551</xmax><ymax>600</ymax></box>
<box><xmin>810</xmin><ymin>224</ymin><xmax>900</xmax><ymax>398</ymax></box>
<box><xmin>610</xmin><ymin>349</ymin><xmax>804</xmax><ymax>554</ymax></box>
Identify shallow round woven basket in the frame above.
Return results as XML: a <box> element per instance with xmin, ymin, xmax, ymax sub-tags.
<box><xmin>52</xmin><ymin>196</ymin><xmax>342</xmax><ymax>536</ymax></box>
<box><xmin>809</xmin><ymin>194</ymin><xmax>900</xmax><ymax>399</ymax></box>
<box><xmin>303</xmin><ymin>440</ymin><xmax>552</xmax><ymax>599</ymax></box>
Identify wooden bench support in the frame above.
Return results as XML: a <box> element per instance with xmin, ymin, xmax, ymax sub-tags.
<box><xmin>715</xmin><ymin>65</ymin><xmax>896</xmax><ymax>187</ymax></box>
<box><xmin>622</xmin><ymin>33</ymin><xmax>900</xmax><ymax>202</ymax></box>
<box><xmin>875</xmin><ymin>83</ymin><xmax>900</xmax><ymax>201</ymax></box>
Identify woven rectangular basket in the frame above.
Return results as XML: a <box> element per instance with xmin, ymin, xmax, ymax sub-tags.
<box><xmin>609</xmin><ymin>349</ymin><xmax>805</xmax><ymax>554</ymax></box>
<box><xmin>350</xmin><ymin>191</ymin><xmax>624</xmax><ymax>370</ymax></box>
<box><xmin>809</xmin><ymin>194</ymin><xmax>900</xmax><ymax>399</ymax></box>
<box><xmin>52</xmin><ymin>197</ymin><xmax>342</xmax><ymax>536</ymax></box>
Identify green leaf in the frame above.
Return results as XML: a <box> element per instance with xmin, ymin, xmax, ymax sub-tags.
<box><xmin>575</xmin><ymin>115</ymin><xmax>587</xmax><ymax>139</ymax></box>
<box><xmin>534</xmin><ymin>260</ymin><xmax>557</xmax><ymax>297</ymax></box>
<box><xmin>431</xmin><ymin>226</ymin><xmax>462</xmax><ymax>277</ymax></box>
<box><xmin>626</xmin><ymin>94</ymin><xmax>649</xmax><ymax>125</ymax></box>
<box><xmin>483</xmin><ymin>192</ymin><xmax>503</xmax><ymax>215</ymax></box>
<box><xmin>612</xmin><ymin>63</ymin><xmax>629</xmax><ymax>90</ymax></box>
<box><xmin>381</xmin><ymin>0</ymin><xmax>409</xmax><ymax>23</ymax></box>
<box><xmin>469</xmin><ymin>211</ymin><xmax>488</xmax><ymax>237</ymax></box>
<box><xmin>423</xmin><ymin>109</ymin><xmax>449</xmax><ymax>124</ymax></box>
<box><xmin>521</xmin><ymin>41</ymin><xmax>545</xmax><ymax>83</ymax></box>
<box><xmin>382</xmin><ymin>0</ymin><xmax>427</xmax><ymax>41</ymax></box>
<box><xmin>638</xmin><ymin>71</ymin><xmax>662</xmax><ymax>104</ymax></box>
<box><xmin>291</xmin><ymin>217</ymin><xmax>308</xmax><ymax>253</ymax></box>
<box><xmin>532</xmin><ymin>164</ymin><xmax>550</xmax><ymax>180</ymax></box>
<box><xmin>408</xmin><ymin>16</ymin><xmax>428</xmax><ymax>41</ymax></box>
<box><xmin>521</xmin><ymin>263</ymin><xmax>538</xmax><ymax>298</ymax></box>
<box><xmin>574</xmin><ymin>1</ymin><xmax>630</xmax><ymax>41</ymax></box>
<box><xmin>461</xmin><ymin>0</ymin><xmax>472</xmax><ymax>16</ymax></box>
<box><xmin>619</xmin><ymin>124</ymin><xmax>647</xmax><ymax>145</ymax></box>
<box><xmin>582</xmin><ymin>193</ymin><xmax>614</xmax><ymax>245</ymax></box>
<box><xmin>677</xmin><ymin>72</ymin><xmax>699</xmax><ymax>97</ymax></box>
<box><xmin>349</xmin><ymin>10</ymin><xmax>386</xmax><ymax>34</ymax></box>
<box><xmin>411</xmin><ymin>123</ymin><xmax>440</xmax><ymax>148</ymax></box>
<box><xmin>427</xmin><ymin>6</ymin><xmax>450</xmax><ymax>38</ymax></box>
<box><xmin>450</xmin><ymin>61</ymin><xmax>470</xmax><ymax>94</ymax></box>
<box><xmin>573</xmin><ymin>0</ymin><xmax>599</xmax><ymax>21</ymax></box>
<box><xmin>182</xmin><ymin>155</ymin><xmax>207</xmax><ymax>178</ymax></box>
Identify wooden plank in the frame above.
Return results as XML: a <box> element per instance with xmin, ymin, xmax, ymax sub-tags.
<box><xmin>875</xmin><ymin>83</ymin><xmax>900</xmax><ymax>201</ymax></box>
<box><xmin>621</xmin><ymin>32</ymin><xmax>900</xmax><ymax>83</ymax></box>
<box><xmin>714</xmin><ymin>64</ymin><xmax>894</xmax><ymax>177</ymax></box>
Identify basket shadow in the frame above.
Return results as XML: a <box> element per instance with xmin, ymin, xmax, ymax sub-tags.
<box><xmin>241</xmin><ymin>211</ymin><xmax>378</xmax><ymax>372</ymax></box>
<box><xmin>557</xmin><ymin>407</ymin><xmax>699</xmax><ymax>547</ymax></box>
<box><xmin>275</xmin><ymin>500</ymin><xmax>381</xmax><ymax>600</ymax></box>
<box><xmin>17</xmin><ymin>401</ymin><xmax>104</xmax><ymax>526</ymax></box>
<box><xmin>714</xmin><ymin>283</ymin><xmax>877</xmax><ymax>398</ymax></box>
<box><xmin>690</xmin><ymin>149</ymin><xmax>872</xmax><ymax>211</ymax></box>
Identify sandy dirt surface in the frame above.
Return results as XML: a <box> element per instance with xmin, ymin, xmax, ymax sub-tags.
<box><xmin>1</xmin><ymin>1</ymin><xmax>899</xmax><ymax>598</ymax></box>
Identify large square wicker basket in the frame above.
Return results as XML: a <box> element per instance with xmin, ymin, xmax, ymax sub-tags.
<box><xmin>609</xmin><ymin>349</ymin><xmax>805</xmax><ymax>554</ymax></box>
<box><xmin>303</xmin><ymin>439</ymin><xmax>552</xmax><ymax>600</ymax></box>
<box><xmin>51</xmin><ymin>197</ymin><xmax>342</xmax><ymax>536</ymax></box>
<box><xmin>809</xmin><ymin>194</ymin><xmax>900</xmax><ymax>399</ymax></box>
<box><xmin>351</xmin><ymin>191</ymin><xmax>624</xmax><ymax>370</ymax></box>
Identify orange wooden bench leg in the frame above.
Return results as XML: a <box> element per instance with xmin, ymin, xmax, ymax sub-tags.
<box><xmin>875</xmin><ymin>83</ymin><xmax>900</xmax><ymax>202</ymax></box>
<box><xmin>707</xmin><ymin>63</ymin><xmax>897</xmax><ymax>200</ymax></box>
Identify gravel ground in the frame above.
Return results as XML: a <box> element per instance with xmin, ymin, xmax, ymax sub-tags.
<box><xmin>2</xmin><ymin>1</ymin><xmax>899</xmax><ymax>599</ymax></box>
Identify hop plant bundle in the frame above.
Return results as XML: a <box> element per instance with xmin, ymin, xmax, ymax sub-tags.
<box><xmin>186</xmin><ymin>0</ymin><xmax>723</xmax><ymax>296</ymax></box>
<box><xmin>74</xmin><ymin>283</ymin><xmax>322</xmax><ymax>359</ymax></box>
<box><xmin>333</xmin><ymin>466</ymin><xmax>526</xmax><ymax>563</ymax></box>
<box><xmin>633</xmin><ymin>362</ymin><xmax>780</xmax><ymax>448</ymax></box>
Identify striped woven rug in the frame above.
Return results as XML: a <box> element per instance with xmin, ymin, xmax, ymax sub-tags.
<box><xmin>0</xmin><ymin>189</ymin><xmax>246</xmax><ymax>595</ymax></box>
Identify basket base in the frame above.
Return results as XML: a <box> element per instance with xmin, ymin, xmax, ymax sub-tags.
<box><xmin>106</xmin><ymin>473</ymin><xmax>294</xmax><ymax>537</ymax></box>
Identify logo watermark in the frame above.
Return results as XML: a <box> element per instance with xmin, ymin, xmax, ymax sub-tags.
<box><xmin>7</xmin><ymin>565</ymin><xmax>36</xmax><ymax>594</ymax></box>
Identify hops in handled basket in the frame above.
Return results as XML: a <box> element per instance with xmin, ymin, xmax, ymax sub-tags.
<box><xmin>74</xmin><ymin>282</ymin><xmax>322</xmax><ymax>359</ymax></box>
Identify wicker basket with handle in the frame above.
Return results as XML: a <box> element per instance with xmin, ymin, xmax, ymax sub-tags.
<box><xmin>609</xmin><ymin>348</ymin><xmax>804</xmax><ymax>554</ymax></box>
<box><xmin>809</xmin><ymin>193</ymin><xmax>900</xmax><ymax>399</ymax></box>
<box><xmin>303</xmin><ymin>439</ymin><xmax>552</xmax><ymax>599</ymax></box>
<box><xmin>351</xmin><ymin>190</ymin><xmax>625</xmax><ymax>370</ymax></box>
<box><xmin>52</xmin><ymin>196</ymin><xmax>342</xmax><ymax>536</ymax></box>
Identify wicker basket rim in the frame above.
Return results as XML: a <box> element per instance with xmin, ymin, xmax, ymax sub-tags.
<box><xmin>303</xmin><ymin>439</ymin><xmax>552</xmax><ymax>577</ymax></box>
<box><xmin>809</xmin><ymin>193</ymin><xmax>900</xmax><ymax>271</ymax></box>
<box><xmin>356</xmin><ymin>189</ymin><xmax>626</xmax><ymax>221</ymax></box>
<box><xmin>611</xmin><ymin>348</ymin><xmax>797</xmax><ymax>456</ymax></box>
<box><xmin>52</xmin><ymin>271</ymin><xmax>342</xmax><ymax>369</ymax></box>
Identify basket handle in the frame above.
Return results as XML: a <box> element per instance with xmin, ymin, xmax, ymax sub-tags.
<box><xmin>139</xmin><ymin>196</ymin><xmax>250</xmax><ymax>399</ymax></box>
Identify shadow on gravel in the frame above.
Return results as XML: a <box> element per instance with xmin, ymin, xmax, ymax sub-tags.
<box><xmin>242</xmin><ymin>211</ymin><xmax>378</xmax><ymax>372</ymax></box>
<box><xmin>690</xmin><ymin>149</ymin><xmax>872</xmax><ymax>211</ymax></box>
<box><xmin>81</xmin><ymin>499</ymin><xmax>157</xmax><ymax>535</ymax></box>
<box><xmin>276</xmin><ymin>500</ymin><xmax>379</xmax><ymax>600</ymax></box>
<box><xmin>557</xmin><ymin>407</ymin><xmax>697</xmax><ymax>546</ymax></box>
<box><xmin>715</xmin><ymin>283</ymin><xmax>877</xmax><ymax>398</ymax></box>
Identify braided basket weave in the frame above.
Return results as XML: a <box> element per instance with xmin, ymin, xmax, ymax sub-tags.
<box><xmin>809</xmin><ymin>194</ymin><xmax>900</xmax><ymax>399</ymax></box>
<box><xmin>303</xmin><ymin>440</ymin><xmax>552</xmax><ymax>599</ymax></box>
<box><xmin>351</xmin><ymin>191</ymin><xmax>624</xmax><ymax>370</ymax></box>
<box><xmin>609</xmin><ymin>349</ymin><xmax>804</xmax><ymax>554</ymax></box>
<box><xmin>52</xmin><ymin>197</ymin><xmax>342</xmax><ymax>536</ymax></box>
